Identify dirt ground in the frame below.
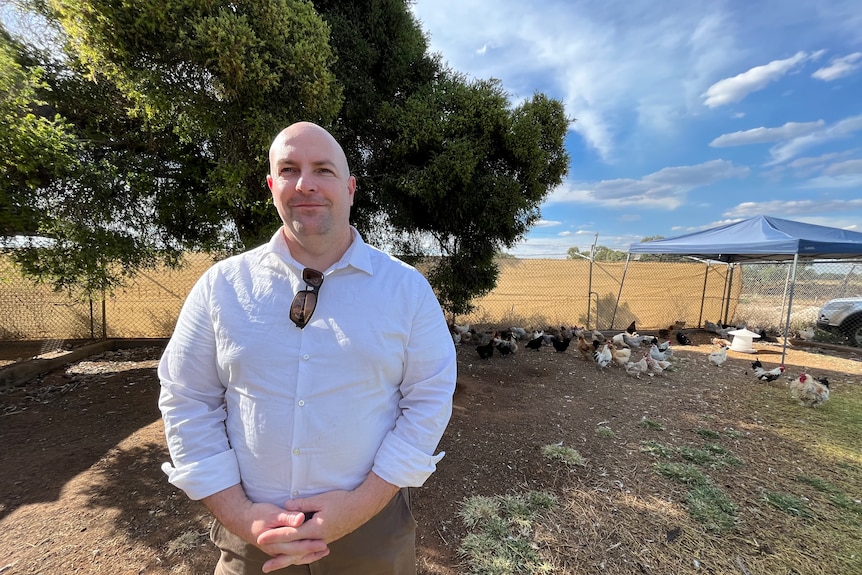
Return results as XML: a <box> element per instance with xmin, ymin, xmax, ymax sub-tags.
<box><xmin>0</xmin><ymin>331</ymin><xmax>860</xmax><ymax>575</ymax></box>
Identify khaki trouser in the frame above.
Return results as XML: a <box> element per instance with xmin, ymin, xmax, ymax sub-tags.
<box><xmin>211</xmin><ymin>488</ymin><xmax>416</xmax><ymax>575</ymax></box>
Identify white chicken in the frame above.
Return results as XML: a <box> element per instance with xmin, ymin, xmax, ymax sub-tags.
<box><xmin>625</xmin><ymin>355</ymin><xmax>648</xmax><ymax>378</ymax></box>
<box><xmin>798</xmin><ymin>326</ymin><xmax>816</xmax><ymax>341</ymax></box>
<box><xmin>752</xmin><ymin>359</ymin><xmax>784</xmax><ymax>382</ymax></box>
<box><xmin>789</xmin><ymin>373</ymin><xmax>830</xmax><ymax>407</ymax></box>
<box><xmin>609</xmin><ymin>343</ymin><xmax>632</xmax><ymax>367</ymax></box>
<box><xmin>649</xmin><ymin>343</ymin><xmax>672</xmax><ymax>362</ymax></box>
<box><xmin>644</xmin><ymin>352</ymin><xmax>667</xmax><ymax>376</ymax></box>
<box><xmin>708</xmin><ymin>346</ymin><xmax>728</xmax><ymax>367</ymax></box>
<box><xmin>593</xmin><ymin>342</ymin><xmax>612</xmax><ymax>371</ymax></box>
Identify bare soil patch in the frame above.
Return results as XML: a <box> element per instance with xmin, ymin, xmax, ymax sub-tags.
<box><xmin>1</xmin><ymin>332</ymin><xmax>860</xmax><ymax>574</ymax></box>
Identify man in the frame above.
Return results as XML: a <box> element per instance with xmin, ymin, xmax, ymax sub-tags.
<box><xmin>158</xmin><ymin>122</ymin><xmax>457</xmax><ymax>574</ymax></box>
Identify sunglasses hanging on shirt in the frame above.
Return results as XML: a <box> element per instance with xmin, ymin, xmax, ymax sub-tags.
<box><xmin>290</xmin><ymin>268</ymin><xmax>324</xmax><ymax>328</ymax></box>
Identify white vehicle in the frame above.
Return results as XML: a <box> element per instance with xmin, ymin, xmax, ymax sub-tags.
<box><xmin>817</xmin><ymin>297</ymin><xmax>862</xmax><ymax>347</ymax></box>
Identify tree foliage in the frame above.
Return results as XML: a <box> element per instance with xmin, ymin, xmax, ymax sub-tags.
<box><xmin>375</xmin><ymin>73</ymin><xmax>570</xmax><ymax>315</ymax></box>
<box><xmin>2</xmin><ymin>1</ymin><xmax>571</xmax><ymax>315</ymax></box>
<box><xmin>0</xmin><ymin>28</ymin><xmax>76</xmax><ymax>238</ymax></box>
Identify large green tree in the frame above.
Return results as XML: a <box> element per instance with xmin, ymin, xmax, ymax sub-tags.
<box><xmin>0</xmin><ymin>28</ymin><xmax>76</xmax><ymax>239</ymax></box>
<box><xmin>375</xmin><ymin>72</ymin><xmax>570</xmax><ymax>315</ymax></box>
<box><xmin>47</xmin><ymin>0</ymin><xmax>343</xmax><ymax>246</ymax></box>
<box><xmin>2</xmin><ymin>0</ymin><xmax>571</xmax><ymax>315</ymax></box>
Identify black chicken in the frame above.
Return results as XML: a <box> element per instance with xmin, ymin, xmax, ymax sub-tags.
<box><xmin>551</xmin><ymin>336</ymin><xmax>571</xmax><ymax>352</ymax></box>
<box><xmin>626</xmin><ymin>321</ymin><xmax>637</xmax><ymax>335</ymax></box>
<box><xmin>525</xmin><ymin>336</ymin><xmax>544</xmax><ymax>351</ymax></box>
<box><xmin>675</xmin><ymin>331</ymin><xmax>692</xmax><ymax>345</ymax></box>
<box><xmin>476</xmin><ymin>340</ymin><xmax>495</xmax><ymax>359</ymax></box>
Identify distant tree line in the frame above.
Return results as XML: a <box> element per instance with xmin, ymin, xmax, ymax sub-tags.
<box><xmin>567</xmin><ymin>236</ymin><xmax>691</xmax><ymax>262</ymax></box>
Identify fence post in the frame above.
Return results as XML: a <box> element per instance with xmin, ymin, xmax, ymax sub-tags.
<box><xmin>101</xmin><ymin>291</ymin><xmax>107</xmax><ymax>340</ymax></box>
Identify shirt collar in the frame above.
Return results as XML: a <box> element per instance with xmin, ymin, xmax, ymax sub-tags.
<box><xmin>260</xmin><ymin>226</ymin><xmax>374</xmax><ymax>276</ymax></box>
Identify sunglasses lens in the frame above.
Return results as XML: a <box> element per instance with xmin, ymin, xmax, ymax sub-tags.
<box><xmin>290</xmin><ymin>291</ymin><xmax>317</xmax><ymax>328</ymax></box>
<box><xmin>303</xmin><ymin>268</ymin><xmax>324</xmax><ymax>288</ymax></box>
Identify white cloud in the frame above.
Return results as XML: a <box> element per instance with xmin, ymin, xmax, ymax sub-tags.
<box><xmin>824</xmin><ymin>159</ymin><xmax>862</xmax><ymax>176</ymax></box>
<box><xmin>534</xmin><ymin>219</ymin><xmax>562</xmax><ymax>228</ymax></box>
<box><xmin>547</xmin><ymin>160</ymin><xmax>749</xmax><ymax>209</ymax></box>
<box><xmin>710</xmin><ymin>121</ymin><xmax>825</xmax><ymax>147</ymax></box>
<box><xmin>768</xmin><ymin>115</ymin><xmax>862</xmax><ymax>164</ymax></box>
<box><xmin>702</xmin><ymin>51</ymin><xmax>813</xmax><ymax>107</ymax></box>
<box><xmin>724</xmin><ymin>199</ymin><xmax>862</xmax><ymax>218</ymax></box>
<box><xmin>411</xmin><ymin>1</ymin><xmax>740</xmax><ymax>162</ymax></box>
<box><xmin>812</xmin><ymin>52</ymin><xmax>862</xmax><ymax>81</ymax></box>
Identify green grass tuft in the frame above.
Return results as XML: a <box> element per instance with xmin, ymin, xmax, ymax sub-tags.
<box><xmin>653</xmin><ymin>462</ymin><xmax>712</xmax><ymax>486</ymax></box>
<box><xmin>457</xmin><ymin>491</ymin><xmax>558</xmax><ymax>574</ymax></box>
<box><xmin>686</xmin><ymin>485</ymin><xmax>738</xmax><ymax>532</ymax></box>
<box><xmin>763</xmin><ymin>491</ymin><xmax>813</xmax><ymax>518</ymax></box>
<box><xmin>541</xmin><ymin>444</ymin><xmax>587</xmax><ymax>466</ymax></box>
<box><xmin>640</xmin><ymin>440</ymin><xmax>675</xmax><ymax>458</ymax></box>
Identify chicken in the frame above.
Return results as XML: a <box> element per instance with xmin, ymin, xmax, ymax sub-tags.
<box><xmin>705</xmin><ymin>320</ymin><xmax>733</xmax><ymax>339</ymax></box>
<box><xmin>649</xmin><ymin>343</ymin><xmax>672</xmax><ymax>362</ymax></box>
<box><xmin>789</xmin><ymin>373</ymin><xmax>830</xmax><ymax>407</ymax></box>
<box><xmin>576</xmin><ymin>334</ymin><xmax>593</xmax><ymax>361</ymax></box>
<box><xmin>625</xmin><ymin>355</ymin><xmax>648</xmax><ymax>378</ymax></box>
<box><xmin>494</xmin><ymin>334</ymin><xmax>518</xmax><ymax>356</ymax></box>
<box><xmin>752</xmin><ymin>359</ymin><xmax>784</xmax><ymax>382</ymax></box>
<box><xmin>610</xmin><ymin>343</ymin><xmax>632</xmax><ymax>367</ymax></box>
<box><xmin>675</xmin><ymin>331</ymin><xmax>692</xmax><ymax>345</ymax></box>
<box><xmin>451</xmin><ymin>331</ymin><xmax>461</xmax><ymax>345</ymax></box>
<box><xmin>476</xmin><ymin>339</ymin><xmax>495</xmax><ymax>359</ymax></box>
<box><xmin>710</xmin><ymin>337</ymin><xmax>730</xmax><ymax>348</ymax></box>
<box><xmin>644</xmin><ymin>351</ymin><xmax>667</xmax><ymax>376</ymax></box>
<box><xmin>708</xmin><ymin>346</ymin><xmax>728</xmax><ymax>367</ymax></box>
<box><xmin>593</xmin><ymin>342</ymin><xmax>613</xmax><ymax>371</ymax></box>
<box><xmin>613</xmin><ymin>332</ymin><xmax>643</xmax><ymax>349</ymax></box>
<box><xmin>798</xmin><ymin>326</ymin><xmax>815</xmax><ymax>341</ymax></box>
<box><xmin>525</xmin><ymin>335</ymin><xmax>544</xmax><ymax>351</ymax></box>
<box><xmin>509</xmin><ymin>326</ymin><xmax>527</xmax><ymax>340</ymax></box>
<box><xmin>551</xmin><ymin>336</ymin><xmax>571</xmax><ymax>352</ymax></box>
<box><xmin>452</xmin><ymin>322</ymin><xmax>471</xmax><ymax>335</ymax></box>
<box><xmin>625</xmin><ymin>321</ymin><xmax>637</xmax><ymax>335</ymax></box>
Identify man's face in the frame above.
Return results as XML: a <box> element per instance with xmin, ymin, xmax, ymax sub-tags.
<box><xmin>266</xmin><ymin>124</ymin><xmax>355</xmax><ymax>241</ymax></box>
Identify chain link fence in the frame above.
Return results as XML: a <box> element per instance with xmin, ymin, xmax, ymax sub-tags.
<box><xmin>3</xmin><ymin>254</ymin><xmax>862</xmax><ymax>357</ymax></box>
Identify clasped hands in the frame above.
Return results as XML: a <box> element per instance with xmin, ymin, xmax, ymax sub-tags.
<box><xmin>249</xmin><ymin>490</ymin><xmax>368</xmax><ymax>573</ymax></box>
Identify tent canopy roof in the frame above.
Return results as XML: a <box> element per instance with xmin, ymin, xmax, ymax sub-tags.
<box><xmin>627</xmin><ymin>215</ymin><xmax>862</xmax><ymax>263</ymax></box>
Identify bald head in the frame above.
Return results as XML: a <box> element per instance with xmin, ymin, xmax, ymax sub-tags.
<box><xmin>269</xmin><ymin>122</ymin><xmax>351</xmax><ymax>178</ymax></box>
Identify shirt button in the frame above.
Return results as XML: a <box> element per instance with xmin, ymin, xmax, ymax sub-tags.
<box><xmin>292</xmin><ymin>490</ymin><xmax>299</xmax><ymax>497</ymax></box>
<box><xmin>302</xmin><ymin>354</ymin><xmax>310</xmax><ymax>360</ymax></box>
<box><xmin>298</xmin><ymin>400</ymin><xmax>305</xmax><ymax>407</ymax></box>
<box><xmin>293</xmin><ymin>448</ymin><xmax>301</xmax><ymax>455</ymax></box>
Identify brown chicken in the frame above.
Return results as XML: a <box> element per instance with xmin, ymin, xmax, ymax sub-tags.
<box><xmin>577</xmin><ymin>334</ymin><xmax>593</xmax><ymax>361</ymax></box>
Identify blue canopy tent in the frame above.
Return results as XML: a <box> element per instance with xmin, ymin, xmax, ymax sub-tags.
<box><xmin>619</xmin><ymin>215</ymin><xmax>862</xmax><ymax>362</ymax></box>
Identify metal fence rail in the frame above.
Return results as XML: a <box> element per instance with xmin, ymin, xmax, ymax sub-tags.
<box><xmin>2</xmin><ymin>254</ymin><xmax>861</xmax><ymax>347</ymax></box>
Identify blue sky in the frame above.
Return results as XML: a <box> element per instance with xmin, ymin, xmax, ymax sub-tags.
<box><xmin>410</xmin><ymin>0</ymin><xmax>862</xmax><ymax>257</ymax></box>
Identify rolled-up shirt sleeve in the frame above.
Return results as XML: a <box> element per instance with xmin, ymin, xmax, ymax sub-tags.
<box><xmin>158</xmin><ymin>273</ymin><xmax>241</xmax><ymax>501</ymax></box>
<box><xmin>372</xmin><ymin>280</ymin><xmax>457</xmax><ymax>488</ymax></box>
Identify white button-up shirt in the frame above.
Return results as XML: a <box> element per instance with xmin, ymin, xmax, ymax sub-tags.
<box><xmin>158</xmin><ymin>229</ymin><xmax>457</xmax><ymax>504</ymax></box>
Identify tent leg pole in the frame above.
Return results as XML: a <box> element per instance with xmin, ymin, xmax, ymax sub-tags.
<box><xmin>780</xmin><ymin>255</ymin><xmax>799</xmax><ymax>364</ymax></box>
<box><xmin>698</xmin><ymin>262</ymin><xmax>709</xmax><ymax>328</ymax></box>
